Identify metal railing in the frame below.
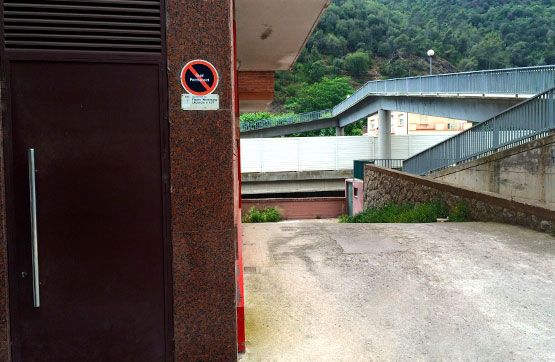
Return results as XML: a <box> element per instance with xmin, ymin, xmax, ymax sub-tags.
<box><xmin>332</xmin><ymin>65</ymin><xmax>555</xmax><ymax>116</ymax></box>
<box><xmin>240</xmin><ymin>109</ymin><xmax>332</xmax><ymax>132</ymax></box>
<box><xmin>402</xmin><ymin>88</ymin><xmax>555</xmax><ymax>175</ymax></box>
<box><xmin>354</xmin><ymin>159</ymin><xmax>403</xmax><ymax>179</ymax></box>
<box><xmin>240</xmin><ymin>65</ymin><xmax>555</xmax><ymax>133</ymax></box>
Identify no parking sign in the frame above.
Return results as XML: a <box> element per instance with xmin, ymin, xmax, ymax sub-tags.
<box><xmin>180</xmin><ymin>59</ymin><xmax>220</xmax><ymax>110</ymax></box>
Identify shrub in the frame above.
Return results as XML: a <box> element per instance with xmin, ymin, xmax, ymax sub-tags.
<box><xmin>344</xmin><ymin>50</ymin><xmax>371</xmax><ymax>77</ymax></box>
<box><xmin>339</xmin><ymin>200</ymin><xmax>466</xmax><ymax>224</ymax></box>
<box><xmin>242</xmin><ymin>207</ymin><xmax>281</xmax><ymax>223</ymax></box>
<box><xmin>449</xmin><ymin>202</ymin><xmax>470</xmax><ymax>222</ymax></box>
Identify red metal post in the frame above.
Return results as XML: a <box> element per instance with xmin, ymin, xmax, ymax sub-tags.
<box><xmin>233</xmin><ymin>16</ymin><xmax>246</xmax><ymax>353</ymax></box>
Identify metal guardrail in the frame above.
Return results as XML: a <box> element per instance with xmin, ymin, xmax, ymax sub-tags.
<box><xmin>240</xmin><ymin>109</ymin><xmax>332</xmax><ymax>132</ymax></box>
<box><xmin>332</xmin><ymin>65</ymin><xmax>555</xmax><ymax>116</ymax></box>
<box><xmin>402</xmin><ymin>87</ymin><xmax>555</xmax><ymax>175</ymax></box>
<box><xmin>354</xmin><ymin>159</ymin><xmax>404</xmax><ymax>179</ymax></box>
<box><xmin>240</xmin><ymin>65</ymin><xmax>555</xmax><ymax>133</ymax></box>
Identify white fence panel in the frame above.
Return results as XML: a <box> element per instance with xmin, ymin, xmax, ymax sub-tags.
<box><xmin>241</xmin><ymin>135</ymin><xmax>460</xmax><ymax>173</ymax></box>
<box><xmin>391</xmin><ymin>136</ymin><xmax>410</xmax><ymax>159</ymax></box>
<box><xmin>337</xmin><ymin>136</ymin><xmax>374</xmax><ymax>169</ymax></box>
<box><xmin>408</xmin><ymin>134</ymin><xmax>453</xmax><ymax>155</ymax></box>
<box><xmin>240</xmin><ymin>138</ymin><xmax>263</xmax><ymax>173</ymax></box>
<box><xmin>300</xmin><ymin>137</ymin><xmax>337</xmax><ymax>171</ymax></box>
<box><xmin>260</xmin><ymin>138</ymin><xmax>299</xmax><ymax>172</ymax></box>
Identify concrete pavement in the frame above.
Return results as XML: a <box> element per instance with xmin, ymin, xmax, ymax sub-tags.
<box><xmin>239</xmin><ymin>220</ymin><xmax>555</xmax><ymax>362</ymax></box>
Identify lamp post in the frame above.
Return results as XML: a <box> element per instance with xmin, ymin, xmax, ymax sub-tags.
<box><xmin>427</xmin><ymin>49</ymin><xmax>435</xmax><ymax>75</ymax></box>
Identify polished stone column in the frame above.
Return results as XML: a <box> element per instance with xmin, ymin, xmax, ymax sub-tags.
<box><xmin>166</xmin><ymin>0</ymin><xmax>238</xmax><ymax>360</ymax></box>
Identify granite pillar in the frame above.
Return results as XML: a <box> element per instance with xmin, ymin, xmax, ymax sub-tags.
<box><xmin>166</xmin><ymin>0</ymin><xmax>238</xmax><ymax>360</ymax></box>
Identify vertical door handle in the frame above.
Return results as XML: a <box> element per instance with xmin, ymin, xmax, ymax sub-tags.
<box><xmin>28</xmin><ymin>149</ymin><xmax>40</xmax><ymax>308</ymax></box>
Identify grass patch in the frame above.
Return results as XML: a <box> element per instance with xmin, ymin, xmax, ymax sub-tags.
<box><xmin>242</xmin><ymin>206</ymin><xmax>281</xmax><ymax>223</ymax></box>
<box><xmin>339</xmin><ymin>200</ymin><xmax>470</xmax><ymax>223</ymax></box>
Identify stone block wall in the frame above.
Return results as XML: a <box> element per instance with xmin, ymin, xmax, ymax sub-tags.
<box><xmin>364</xmin><ymin>165</ymin><xmax>555</xmax><ymax>233</ymax></box>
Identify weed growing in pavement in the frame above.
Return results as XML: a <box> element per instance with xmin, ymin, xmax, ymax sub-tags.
<box><xmin>449</xmin><ymin>201</ymin><xmax>470</xmax><ymax>222</ymax></box>
<box><xmin>339</xmin><ymin>200</ymin><xmax>470</xmax><ymax>223</ymax></box>
<box><xmin>242</xmin><ymin>206</ymin><xmax>281</xmax><ymax>223</ymax></box>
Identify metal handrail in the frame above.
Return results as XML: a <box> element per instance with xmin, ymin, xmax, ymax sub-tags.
<box><xmin>240</xmin><ymin>109</ymin><xmax>332</xmax><ymax>132</ymax></box>
<box><xmin>240</xmin><ymin>65</ymin><xmax>555</xmax><ymax>133</ymax></box>
<box><xmin>354</xmin><ymin>159</ymin><xmax>403</xmax><ymax>179</ymax></box>
<box><xmin>402</xmin><ymin>87</ymin><xmax>555</xmax><ymax>175</ymax></box>
<box><xmin>332</xmin><ymin>65</ymin><xmax>555</xmax><ymax>116</ymax></box>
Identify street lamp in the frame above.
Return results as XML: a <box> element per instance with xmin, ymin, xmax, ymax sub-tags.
<box><xmin>427</xmin><ymin>49</ymin><xmax>435</xmax><ymax>75</ymax></box>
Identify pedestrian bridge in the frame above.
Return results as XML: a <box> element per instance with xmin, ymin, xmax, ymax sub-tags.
<box><xmin>240</xmin><ymin>65</ymin><xmax>555</xmax><ymax>138</ymax></box>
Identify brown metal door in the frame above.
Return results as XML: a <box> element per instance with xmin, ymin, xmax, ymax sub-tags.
<box><xmin>6</xmin><ymin>60</ymin><xmax>169</xmax><ymax>361</ymax></box>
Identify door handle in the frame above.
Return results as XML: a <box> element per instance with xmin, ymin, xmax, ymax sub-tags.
<box><xmin>28</xmin><ymin>149</ymin><xmax>40</xmax><ymax>308</ymax></box>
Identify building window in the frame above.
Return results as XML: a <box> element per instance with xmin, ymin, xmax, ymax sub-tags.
<box><xmin>399</xmin><ymin>114</ymin><xmax>405</xmax><ymax>126</ymax></box>
<box><xmin>448</xmin><ymin>123</ymin><xmax>458</xmax><ymax>130</ymax></box>
<box><xmin>371</xmin><ymin>121</ymin><xmax>376</xmax><ymax>129</ymax></box>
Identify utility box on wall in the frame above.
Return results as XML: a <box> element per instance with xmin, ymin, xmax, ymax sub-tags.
<box><xmin>353</xmin><ymin>160</ymin><xmax>375</xmax><ymax>180</ymax></box>
<box><xmin>346</xmin><ymin>179</ymin><xmax>364</xmax><ymax>216</ymax></box>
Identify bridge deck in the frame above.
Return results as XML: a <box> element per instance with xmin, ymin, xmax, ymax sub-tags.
<box><xmin>240</xmin><ymin>65</ymin><xmax>555</xmax><ymax>136</ymax></box>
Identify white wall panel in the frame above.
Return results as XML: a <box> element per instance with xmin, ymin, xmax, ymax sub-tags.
<box><xmin>240</xmin><ymin>138</ymin><xmax>263</xmax><ymax>172</ymax></box>
<box><xmin>261</xmin><ymin>138</ymin><xmax>299</xmax><ymax>172</ymax></box>
<box><xmin>408</xmin><ymin>135</ymin><xmax>452</xmax><ymax>155</ymax></box>
<box><xmin>391</xmin><ymin>136</ymin><xmax>410</xmax><ymax>159</ymax></box>
<box><xmin>300</xmin><ymin>137</ymin><xmax>337</xmax><ymax>171</ymax></box>
<box><xmin>337</xmin><ymin>136</ymin><xmax>374</xmax><ymax>169</ymax></box>
<box><xmin>241</xmin><ymin>135</ymin><xmax>455</xmax><ymax>173</ymax></box>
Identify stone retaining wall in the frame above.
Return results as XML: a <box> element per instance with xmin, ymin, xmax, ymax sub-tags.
<box><xmin>364</xmin><ymin>164</ymin><xmax>555</xmax><ymax>233</ymax></box>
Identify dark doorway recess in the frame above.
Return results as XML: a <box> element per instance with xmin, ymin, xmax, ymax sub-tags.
<box><xmin>242</xmin><ymin>190</ymin><xmax>346</xmax><ymax>199</ymax></box>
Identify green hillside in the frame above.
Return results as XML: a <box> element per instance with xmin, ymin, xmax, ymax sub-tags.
<box><xmin>273</xmin><ymin>0</ymin><xmax>555</xmax><ymax>111</ymax></box>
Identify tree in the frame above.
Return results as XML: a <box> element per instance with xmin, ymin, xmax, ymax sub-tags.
<box><xmin>285</xmin><ymin>77</ymin><xmax>354</xmax><ymax>113</ymax></box>
<box><xmin>458</xmin><ymin>57</ymin><xmax>478</xmax><ymax>71</ymax></box>
<box><xmin>272</xmin><ymin>0</ymin><xmax>555</xmax><ymax>110</ymax></box>
<box><xmin>469</xmin><ymin>32</ymin><xmax>508</xmax><ymax>69</ymax></box>
<box><xmin>308</xmin><ymin>60</ymin><xmax>329</xmax><ymax>83</ymax></box>
<box><xmin>345</xmin><ymin>51</ymin><xmax>371</xmax><ymax>77</ymax></box>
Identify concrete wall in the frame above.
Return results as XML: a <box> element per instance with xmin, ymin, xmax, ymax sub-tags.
<box><xmin>429</xmin><ymin>134</ymin><xmax>555</xmax><ymax>206</ymax></box>
<box><xmin>364</xmin><ymin>165</ymin><xmax>555</xmax><ymax>233</ymax></box>
<box><xmin>242</xmin><ymin>169</ymin><xmax>351</xmax><ymax>195</ymax></box>
<box><xmin>242</xmin><ymin>197</ymin><xmax>347</xmax><ymax>220</ymax></box>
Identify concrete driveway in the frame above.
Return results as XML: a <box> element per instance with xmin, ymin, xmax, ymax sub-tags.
<box><xmin>239</xmin><ymin>220</ymin><xmax>555</xmax><ymax>362</ymax></box>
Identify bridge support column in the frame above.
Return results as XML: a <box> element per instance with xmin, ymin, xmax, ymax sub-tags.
<box><xmin>336</xmin><ymin>126</ymin><xmax>344</xmax><ymax>136</ymax></box>
<box><xmin>378</xmin><ymin>109</ymin><xmax>391</xmax><ymax>159</ymax></box>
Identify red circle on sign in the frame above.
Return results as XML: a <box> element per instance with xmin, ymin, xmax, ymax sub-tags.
<box><xmin>180</xmin><ymin>60</ymin><xmax>219</xmax><ymax>96</ymax></box>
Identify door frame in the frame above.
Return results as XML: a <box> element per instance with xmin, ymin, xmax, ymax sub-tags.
<box><xmin>0</xmin><ymin>49</ymin><xmax>174</xmax><ymax>362</ymax></box>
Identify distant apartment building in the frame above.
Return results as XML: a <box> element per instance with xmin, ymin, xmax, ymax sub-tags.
<box><xmin>364</xmin><ymin>111</ymin><xmax>473</xmax><ymax>136</ymax></box>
